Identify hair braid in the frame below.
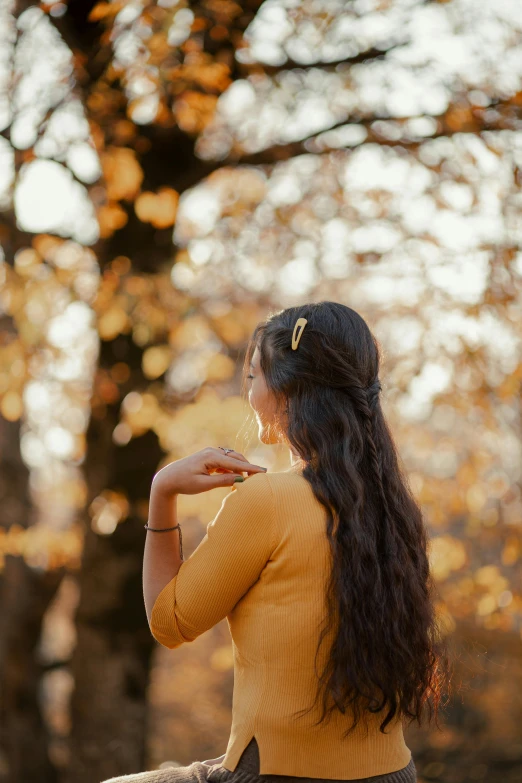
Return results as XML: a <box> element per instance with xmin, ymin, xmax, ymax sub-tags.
<box><xmin>351</xmin><ymin>379</ymin><xmax>398</xmax><ymax>561</ymax></box>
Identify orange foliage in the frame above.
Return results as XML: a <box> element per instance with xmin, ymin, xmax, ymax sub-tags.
<box><xmin>97</xmin><ymin>202</ymin><xmax>128</xmax><ymax>238</ymax></box>
<box><xmin>135</xmin><ymin>188</ymin><xmax>179</xmax><ymax>229</ymax></box>
<box><xmin>174</xmin><ymin>91</ymin><xmax>220</xmax><ymax>133</ymax></box>
<box><xmin>101</xmin><ymin>147</ymin><xmax>144</xmax><ymax>201</ymax></box>
<box><xmin>88</xmin><ymin>2</ymin><xmax>124</xmax><ymax>22</ymax></box>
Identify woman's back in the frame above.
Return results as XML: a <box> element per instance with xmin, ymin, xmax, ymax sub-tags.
<box><xmin>224</xmin><ymin>470</ymin><xmax>413</xmax><ymax>779</ymax></box>
<box><xmin>150</xmin><ymin>469</ymin><xmax>413</xmax><ymax>780</ymax></box>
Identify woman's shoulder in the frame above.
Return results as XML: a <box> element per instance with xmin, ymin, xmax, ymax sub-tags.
<box><xmin>263</xmin><ymin>468</ymin><xmax>313</xmax><ymax>499</ymax></box>
<box><xmin>231</xmin><ymin>468</ymin><xmax>311</xmax><ymax>504</ymax></box>
<box><xmin>265</xmin><ymin>468</ymin><xmax>306</xmax><ymax>481</ymax></box>
<box><xmin>264</xmin><ymin>470</ymin><xmax>325</xmax><ymax>525</ymax></box>
<box><xmin>232</xmin><ymin>468</ymin><xmax>308</xmax><ymax>499</ymax></box>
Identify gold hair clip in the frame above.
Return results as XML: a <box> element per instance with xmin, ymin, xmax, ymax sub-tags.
<box><xmin>291</xmin><ymin>317</ymin><xmax>308</xmax><ymax>350</ymax></box>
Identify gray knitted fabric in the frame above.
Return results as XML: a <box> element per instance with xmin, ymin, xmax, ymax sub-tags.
<box><xmin>207</xmin><ymin>738</ymin><xmax>417</xmax><ymax>783</ymax></box>
<box><xmin>100</xmin><ymin>737</ymin><xmax>417</xmax><ymax>783</ymax></box>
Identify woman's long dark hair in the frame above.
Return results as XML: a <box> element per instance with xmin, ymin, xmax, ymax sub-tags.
<box><xmin>241</xmin><ymin>301</ymin><xmax>452</xmax><ymax>738</ymax></box>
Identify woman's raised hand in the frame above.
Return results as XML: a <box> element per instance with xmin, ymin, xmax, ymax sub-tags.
<box><xmin>151</xmin><ymin>447</ymin><xmax>268</xmax><ymax>496</ymax></box>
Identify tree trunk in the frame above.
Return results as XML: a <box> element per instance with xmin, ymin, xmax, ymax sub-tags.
<box><xmin>0</xmin><ymin>415</ymin><xmax>64</xmax><ymax>783</ymax></box>
<box><xmin>64</xmin><ymin>335</ymin><xmax>164</xmax><ymax>783</ymax></box>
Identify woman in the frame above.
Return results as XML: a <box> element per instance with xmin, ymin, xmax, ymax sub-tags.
<box><xmin>104</xmin><ymin>301</ymin><xmax>450</xmax><ymax>783</ymax></box>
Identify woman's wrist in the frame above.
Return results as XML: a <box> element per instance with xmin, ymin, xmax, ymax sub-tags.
<box><xmin>151</xmin><ymin>472</ymin><xmax>178</xmax><ymax>499</ymax></box>
<box><xmin>148</xmin><ymin>480</ymin><xmax>179</xmax><ymax>530</ymax></box>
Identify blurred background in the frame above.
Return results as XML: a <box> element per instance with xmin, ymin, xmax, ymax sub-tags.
<box><xmin>0</xmin><ymin>1</ymin><xmax>521</xmax><ymax>782</ymax></box>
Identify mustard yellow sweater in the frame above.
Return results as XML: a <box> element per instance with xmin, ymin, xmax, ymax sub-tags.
<box><xmin>150</xmin><ymin>467</ymin><xmax>413</xmax><ymax>780</ymax></box>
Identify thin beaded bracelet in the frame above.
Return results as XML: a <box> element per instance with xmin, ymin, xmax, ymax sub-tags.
<box><xmin>144</xmin><ymin>523</ymin><xmax>183</xmax><ymax>559</ymax></box>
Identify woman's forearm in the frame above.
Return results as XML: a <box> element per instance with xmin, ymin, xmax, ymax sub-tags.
<box><xmin>142</xmin><ymin>482</ymin><xmax>183</xmax><ymax>624</ymax></box>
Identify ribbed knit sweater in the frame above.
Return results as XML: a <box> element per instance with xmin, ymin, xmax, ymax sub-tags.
<box><xmin>149</xmin><ymin>467</ymin><xmax>413</xmax><ymax>780</ymax></box>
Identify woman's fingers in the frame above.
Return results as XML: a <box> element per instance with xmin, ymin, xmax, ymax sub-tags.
<box><xmin>199</xmin><ymin>469</ymin><xmax>262</xmax><ymax>490</ymax></box>
<box><xmin>211</xmin><ymin>449</ymin><xmax>248</xmax><ymax>474</ymax></box>
<box><xmin>152</xmin><ymin>449</ymin><xmax>267</xmax><ymax>497</ymax></box>
<box><xmin>199</xmin><ymin>472</ymin><xmax>248</xmax><ymax>489</ymax></box>
<box><xmin>215</xmin><ymin>448</ymin><xmax>249</xmax><ymax>464</ymax></box>
<box><xmin>204</xmin><ymin>448</ymin><xmax>267</xmax><ymax>476</ymax></box>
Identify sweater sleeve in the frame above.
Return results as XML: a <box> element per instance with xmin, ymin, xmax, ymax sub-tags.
<box><xmin>149</xmin><ymin>471</ymin><xmax>276</xmax><ymax>650</ymax></box>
